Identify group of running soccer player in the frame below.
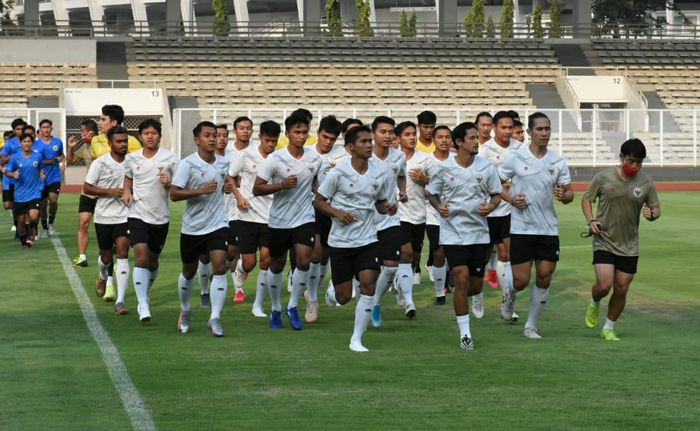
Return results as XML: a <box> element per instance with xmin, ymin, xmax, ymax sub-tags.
<box><xmin>0</xmin><ymin>104</ymin><xmax>661</xmax><ymax>351</ymax></box>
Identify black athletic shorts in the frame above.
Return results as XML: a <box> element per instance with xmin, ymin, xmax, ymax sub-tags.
<box><xmin>443</xmin><ymin>244</ymin><xmax>491</xmax><ymax>278</ymax></box>
<box><xmin>401</xmin><ymin>221</ymin><xmax>426</xmax><ymax>252</ymax></box>
<box><xmin>330</xmin><ymin>242</ymin><xmax>381</xmax><ymax>286</ymax></box>
<box><xmin>128</xmin><ymin>218</ymin><xmax>169</xmax><ymax>254</ymax></box>
<box><xmin>13</xmin><ymin>199</ymin><xmax>40</xmax><ymax>215</ymax></box>
<box><xmin>2</xmin><ymin>184</ymin><xmax>14</xmax><ymax>203</ymax></box>
<box><xmin>315</xmin><ymin>209</ymin><xmax>332</xmax><ymax>247</ymax></box>
<box><xmin>41</xmin><ymin>182</ymin><xmax>61</xmax><ymax>199</ymax></box>
<box><xmin>78</xmin><ymin>194</ymin><xmax>97</xmax><ymax>213</ymax></box>
<box><xmin>268</xmin><ymin>222</ymin><xmax>316</xmax><ymax>259</ymax></box>
<box><xmin>95</xmin><ymin>222</ymin><xmax>129</xmax><ymax>251</ymax></box>
<box><xmin>236</xmin><ymin>220</ymin><xmax>269</xmax><ymax>254</ymax></box>
<box><xmin>426</xmin><ymin>224</ymin><xmax>441</xmax><ymax>251</ymax></box>
<box><xmin>228</xmin><ymin>220</ymin><xmax>239</xmax><ymax>246</ymax></box>
<box><xmin>510</xmin><ymin>234</ymin><xmax>560</xmax><ymax>265</ymax></box>
<box><xmin>179</xmin><ymin>227</ymin><xmax>229</xmax><ymax>264</ymax></box>
<box><xmin>487</xmin><ymin>214</ymin><xmax>511</xmax><ymax>245</ymax></box>
<box><xmin>593</xmin><ymin>250</ymin><xmax>639</xmax><ymax>275</ymax></box>
<box><xmin>377</xmin><ymin>225</ymin><xmax>404</xmax><ymax>261</ymax></box>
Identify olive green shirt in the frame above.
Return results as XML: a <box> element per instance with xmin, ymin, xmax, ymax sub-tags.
<box><xmin>584</xmin><ymin>167</ymin><xmax>660</xmax><ymax>256</ymax></box>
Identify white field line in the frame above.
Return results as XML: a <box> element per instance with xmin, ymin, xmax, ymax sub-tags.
<box><xmin>50</xmin><ymin>235</ymin><xmax>157</xmax><ymax>431</ymax></box>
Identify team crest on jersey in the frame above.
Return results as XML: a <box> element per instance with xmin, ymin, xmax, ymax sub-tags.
<box><xmin>392</xmin><ymin>164</ymin><xmax>399</xmax><ymax>173</ymax></box>
<box><xmin>349</xmin><ymin>183</ymin><xmax>354</xmax><ymax>188</ymax></box>
<box><xmin>307</xmin><ymin>162</ymin><xmax>316</xmax><ymax>172</ymax></box>
<box><xmin>329</xmin><ymin>162</ymin><xmax>336</xmax><ymax>168</ymax></box>
<box><xmin>157</xmin><ymin>164</ymin><xmax>164</xmax><ymax>171</ymax></box>
<box><xmin>475</xmin><ymin>175</ymin><xmax>483</xmax><ymax>183</ymax></box>
<box><xmin>524</xmin><ymin>166</ymin><xmax>529</xmax><ymax>171</ymax></box>
<box><xmin>32</xmin><ymin>161</ymin><xmax>39</xmax><ymax>167</ymax></box>
<box><xmin>371</xmin><ymin>180</ymin><xmax>379</xmax><ymax>191</ymax></box>
<box><xmin>633</xmin><ymin>187</ymin><xmax>642</xmax><ymax>198</ymax></box>
<box><xmin>449</xmin><ymin>176</ymin><xmax>455</xmax><ymax>182</ymax></box>
<box><xmin>548</xmin><ymin>167</ymin><xmax>555</xmax><ymax>176</ymax></box>
<box><xmin>52</xmin><ymin>145</ymin><xmax>59</xmax><ymax>151</ymax></box>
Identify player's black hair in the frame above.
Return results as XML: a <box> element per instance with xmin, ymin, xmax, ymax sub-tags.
<box><xmin>345</xmin><ymin>125</ymin><xmax>372</xmax><ymax>145</ymax></box>
<box><xmin>417</xmin><ymin>110</ymin><xmax>437</xmax><ymax>125</ymax></box>
<box><xmin>507</xmin><ymin>110</ymin><xmax>520</xmax><ymax>120</ymax></box>
<box><xmin>11</xmin><ymin>118</ymin><xmax>26</xmax><ymax>129</ymax></box>
<box><xmin>23</xmin><ymin>124</ymin><xmax>36</xmax><ymax>134</ymax></box>
<box><xmin>216</xmin><ymin>123</ymin><xmax>228</xmax><ymax>131</ymax></box>
<box><xmin>107</xmin><ymin>125</ymin><xmax>129</xmax><ymax>141</ymax></box>
<box><xmin>18</xmin><ymin>132</ymin><xmax>34</xmax><ymax>142</ymax></box>
<box><xmin>527</xmin><ymin>112</ymin><xmax>550</xmax><ymax>129</ymax></box>
<box><xmin>620</xmin><ymin>138</ymin><xmax>647</xmax><ymax>160</ymax></box>
<box><xmin>291</xmin><ymin>108</ymin><xmax>313</xmax><ymax>122</ymax></box>
<box><xmin>259</xmin><ymin>120</ymin><xmax>281</xmax><ymax>138</ymax></box>
<box><xmin>284</xmin><ymin>113</ymin><xmax>310</xmax><ymax>131</ymax></box>
<box><xmin>432</xmin><ymin>125</ymin><xmax>451</xmax><ymax>138</ymax></box>
<box><xmin>451</xmin><ymin>122</ymin><xmax>478</xmax><ymax>149</ymax></box>
<box><xmin>233</xmin><ymin>116</ymin><xmax>253</xmax><ymax>129</ymax></box>
<box><xmin>395</xmin><ymin>121</ymin><xmax>417</xmax><ymax>136</ymax></box>
<box><xmin>193</xmin><ymin>121</ymin><xmax>217</xmax><ymax>137</ymax></box>
<box><xmin>513</xmin><ymin>120</ymin><xmax>523</xmax><ymax>128</ymax></box>
<box><xmin>138</xmin><ymin>118</ymin><xmax>162</xmax><ymax>135</ymax></box>
<box><xmin>318</xmin><ymin>115</ymin><xmax>342</xmax><ymax>136</ymax></box>
<box><xmin>493</xmin><ymin>111</ymin><xmax>515</xmax><ymax>126</ymax></box>
<box><xmin>3</xmin><ymin>130</ymin><xmax>13</xmax><ymax>140</ymax></box>
<box><xmin>39</xmin><ymin>119</ymin><xmax>52</xmax><ymax>127</ymax></box>
<box><xmin>102</xmin><ymin>104</ymin><xmax>125</xmax><ymax>124</ymax></box>
<box><xmin>371</xmin><ymin>116</ymin><xmax>395</xmax><ymax>132</ymax></box>
<box><xmin>80</xmin><ymin>119</ymin><xmax>99</xmax><ymax>136</ymax></box>
<box><xmin>475</xmin><ymin>111</ymin><xmax>493</xmax><ymax>124</ymax></box>
<box><xmin>341</xmin><ymin>118</ymin><xmax>363</xmax><ymax>135</ymax></box>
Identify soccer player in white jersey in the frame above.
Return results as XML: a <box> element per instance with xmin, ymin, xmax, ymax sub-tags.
<box><xmin>512</xmin><ymin>120</ymin><xmax>526</xmax><ymax>144</ymax></box>
<box><xmin>427</xmin><ymin>122</ymin><xmax>502</xmax><ymax>350</ymax></box>
<box><xmin>253</xmin><ymin>112</ymin><xmax>322</xmax><ymax>331</ymax></box>
<box><xmin>82</xmin><ymin>126</ymin><xmax>131</xmax><ymax>315</ymax></box>
<box><xmin>425</xmin><ymin>125</ymin><xmax>452</xmax><ymax>305</ymax></box>
<box><xmin>122</xmin><ymin>119</ymin><xmax>179</xmax><ymax>322</ymax></box>
<box><xmin>314</xmin><ymin>125</ymin><xmax>393</xmax><ymax>352</ymax></box>
<box><xmin>368</xmin><ymin>116</ymin><xmax>410</xmax><ymax>328</ymax></box>
<box><xmin>170</xmin><ymin>121</ymin><xmax>233</xmax><ymax>337</ymax></box>
<box><xmin>478</xmin><ymin>111</ymin><xmax>522</xmax><ymax>321</ymax></box>
<box><xmin>499</xmin><ymin>112</ymin><xmax>574</xmax><ymax>339</ymax></box>
<box><xmin>475</xmin><ymin>112</ymin><xmax>494</xmax><ymax>148</ymax></box>
<box><xmin>228</xmin><ymin>120</ymin><xmax>280</xmax><ymax>318</ymax></box>
<box><xmin>397</xmin><ymin>121</ymin><xmax>435</xmax><ymax>307</ymax></box>
<box><xmin>304</xmin><ymin>115</ymin><xmax>343</xmax><ymax>323</ymax></box>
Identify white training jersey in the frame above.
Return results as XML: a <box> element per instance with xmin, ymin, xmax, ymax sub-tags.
<box><xmin>171</xmin><ymin>152</ymin><xmax>230</xmax><ymax>235</ymax></box>
<box><xmin>317</xmin><ymin>159</ymin><xmax>386</xmax><ymax>248</ymax></box>
<box><xmin>124</xmin><ymin>148</ymin><xmax>179</xmax><ymax>225</ymax></box>
<box><xmin>426</xmin><ymin>153</ymin><xmax>454</xmax><ymax>226</ymax></box>
<box><xmin>224</xmin><ymin>146</ymin><xmax>243</xmax><ymax>221</ymax></box>
<box><xmin>316</xmin><ymin>145</ymin><xmax>351</xmax><ymax>187</ymax></box>
<box><xmin>478</xmin><ymin>138</ymin><xmax>522</xmax><ymax>218</ymax></box>
<box><xmin>399</xmin><ymin>150</ymin><xmax>435</xmax><ymax>225</ymax></box>
<box><xmin>84</xmin><ymin>153</ymin><xmax>128</xmax><ymax>225</ymax></box>
<box><xmin>227</xmin><ymin>146</ymin><xmax>272</xmax><ymax>224</ymax></box>
<box><xmin>426</xmin><ymin>156</ymin><xmax>502</xmax><ymax>246</ymax></box>
<box><xmin>498</xmin><ymin>145</ymin><xmax>572</xmax><ymax>236</ymax></box>
<box><xmin>371</xmin><ymin>148</ymin><xmax>406</xmax><ymax>231</ymax></box>
<box><xmin>257</xmin><ymin>146</ymin><xmax>321</xmax><ymax>229</ymax></box>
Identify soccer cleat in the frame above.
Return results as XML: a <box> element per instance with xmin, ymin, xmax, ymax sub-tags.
<box><xmin>39</xmin><ymin>230</ymin><xmax>49</xmax><ymax>239</ymax></box>
<box><xmin>305</xmin><ymin>300</ymin><xmax>319</xmax><ymax>323</ymax></box>
<box><xmin>208</xmin><ymin>318</ymin><xmax>224</xmax><ymax>337</ymax></box>
<box><xmin>233</xmin><ymin>269</ymin><xmax>245</xmax><ymax>291</ymax></box>
<box><xmin>10</xmin><ymin>224</ymin><xmax>16</xmax><ymax>232</ymax></box>
<box><xmin>585</xmin><ymin>302</ymin><xmax>600</xmax><ymax>328</ymax></box>
<box><xmin>137</xmin><ymin>304</ymin><xmax>151</xmax><ymax>322</ymax></box>
<box><xmin>523</xmin><ymin>327</ymin><xmax>542</xmax><ymax>339</ymax></box>
<box><xmin>177</xmin><ymin>310</ymin><xmax>191</xmax><ymax>333</ymax></box>
<box><xmin>470</xmin><ymin>292</ymin><xmax>484</xmax><ymax>319</ymax></box>
<box><xmin>48</xmin><ymin>224</ymin><xmax>57</xmax><ymax>236</ymax></box>
<box><xmin>371</xmin><ymin>304</ymin><xmax>382</xmax><ymax>328</ymax></box>
<box><xmin>285</xmin><ymin>306</ymin><xmax>303</xmax><ymax>330</ymax></box>
<box><xmin>600</xmin><ymin>328</ymin><xmax>620</xmax><ymax>341</ymax></box>
<box><xmin>349</xmin><ymin>338</ymin><xmax>369</xmax><ymax>352</ymax></box>
<box><xmin>73</xmin><ymin>255</ymin><xmax>88</xmax><ymax>267</ymax></box>
<box><xmin>114</xmin><ymin>302</ymin><xmax>128</xmax><ymax>315</ymax></box>
<box><xmin>200</xmin><ymin>293</ymin><xmax>211</xmax><ymax>308</ymax></box>
<box><xmin>95</xmin><ymin>276</ymin><xmax>107</xmax><ymax>298</ymax></box>
<box><xmin>393</xmin><ymin>286</ymin><xmax>406</xmax><ymax>307</ymax></box>
<box><xmin>487</xmin><ymin>269</ymin><xmax>498</xmax><ymax>289</ymax></box>
<box><xmin>269</xmin><ymin>310</ymin><xmax>283</xmax><ymax>329</ymax></box>
<box><xmin>22</xmin><ymin>239</ymin><xmax>33</xmax><ymax>248</ymax></box>
<box><xmin>501</xmin><ymin>292</ymin><xmax>515</xmax><ymax>321</ymax></box>
<box><xmin>459</xmin><ymin>335</ymin><xmax>475</xmax><ymax>350</ymax></box>
<box><xmin>405</xmin><ymin>304</ymin><xmax>416</xmax><ymax>319</ymax></box>
<box><xmin>233</xmin><ymin>289</ymin><xmax>245</xmax><ymax>303</ymax></box>
<box><xmin>251</xmin><ymin>304</ymin><xmax>267</xmax><ymax>318</ymax></box>
<box><xmin>413</xmin><ymin>272</ymin><xmax>420</xmax><ymax>285</ymax></box>
<box><xmin>511</xmin><ymin>311</ymin><xmax>520</xmax><ymax>322</ymax></box>
<box><xmin>434</xmin><ymin>296</ymin><xmax>446</xmax><ymax>305</ymax></box>
<box><xmin>103</xmin><ymin>282</ymin><xmax>116</xmax><ymax>303</ymax></box>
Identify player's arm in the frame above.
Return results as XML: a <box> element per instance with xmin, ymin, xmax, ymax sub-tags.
<box><xmin>478</xmin><ymin>169</ymin><xmax>503</xmax><ymax>216</ymax></box>
<box><xmin>121</xmin><ymin>175</ymin><xmax>134</xmax><ymax>206</ymax></box>
<box><xmin>375</xmin><ymin>198</ymin><xmax>394</xmax><ymax>215</ymax></box>
<box><xmin>252</xmin><ymin>176</ymin><xmax>295</xmax><ymax>196</ymax></box>
<box><xmin>581</xmin><ymin>195</ymin><xmax>602</xmax><ymax>235</ymax></box>
<box><xmin>397</xmin><ymin>174</ymin><xmax>408</xmax><ymax>202</ymax></box>
<box><xmin>83</xmin><ymin>181</ymin><xmax>123</xmax><ymax>198</ymax></box>
<box><xmin>169</xmin><ymin>182</ymin><xmax>217</xmax><ymax>202</ymax></box>
<box><xmin>643</xmin><ymin>204</ymin><xmax>661</xmax><ymax>221</ymax></box>
<box><xmin>313</xmin><ymin>192</ymin><xmax>356</xmax><ymax>225</ymax></box>
<box><xmin>643</xmin><ymin>183</ymin><xmax>661</xmax><ymax>222</ymax></box>
<box><xmin>426</xmin><ymin>174</ymin><xmax>449</xmax><ymax>218</ymax></box>
<box><xmin>554</xmin><ymin>183</ymin><xmax>574</xmax><ymax>204</ymax></box>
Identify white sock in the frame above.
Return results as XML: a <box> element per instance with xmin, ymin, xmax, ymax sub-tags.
<box><xmin>233</xmin><ymin>260</ymin><xmax>245</xmax><ymax>291</ymax></box>
<box><xmin>267</xmin><ymin>270</ymin><xmax>283</xmax><ymax>312</ymax></box>
<box><xmin>397</xmin><ymin>263</ymin><xmax>414</xmax><ymax>306</ymax></box>
<box><xmin>288</xmin><ymin>268</ymin><xmax>309</xmax><ymax>309</ymax></box>
<box><xmin>98</xmin><ymin>256</ymin><xmax>110</xmax><ymax>280</ymax></box>
<box><xmin>352</xmin><ymin>276</ymin><xmax>360</xmax><ymax>299</ymax></box>
<box><xmin>433</xmin><ymin>264</ymin><xmax>446</xmax><ymax>297</ymax></box>
<box><xmin>80</xmin><ymin>253</ymin><xmax>87</xmax><ymax>261</ymax></box>
<box><xmin>456</xmin><ymin>314</ymin><xmax>471</xmax><ymax>338</ymax></box>
<box><xmin>254</xmin><ymin>269</ymin><xmax>268</xmax><ymax>309</ymax></box>
<box><xmin>133</xmin><ymin>266</ymin><xmax>149</xmax><ymax>307</ymax></box>
<box><xmin>525</xmin><ymin>285</ymin><xmax>549</xmax><ymax>329</ymax></box>
<box><xmin>178</xmin><ymin>273</ymin><xmax>194</xmax><ymax>311</ymax></box>
<box><xmin>351</xmin><ymin>294</ymin><xmax>373</xmax><ymax>343</ymax></box>
<box><xmin>374</xmin><ymin>266</ymin><xmax>398</xmax><ymax>305</ymax></box>
<box><xmin>107</xmin><ymin>276</ymin><xmax>114</xmax><ymax>286</ymax></box>
<box><xmin>198</xmin><ymin>261</ymin><xmax>211</xmax><ymax>294</ymax></box>
<box><xmin>307</xmin><ymin>262</ymin><xmax>321</xmax><ymax>302</ymax></box>
<box><xmin>497</xmin><ymin>260</ymin><xmax>515</xmax><ymax>295</ymax></box>
<box><xmin>210</xmin><ymin>274</ymin><xmax>228</xmax><ymax>320</ymax></box>
<box><xmin>115</xmin><ymin>258</ymin><xmax>129</xmax><ymax>303</ymax></box>
<box><xmin>488</xmin><ymin>248</ymin><xmax>498</xmax><ymax>271</ymax></box>
<box><xmin>147</xmin><ymin>268</ymin><xmax>159</xmax><ymax>296</ymax></box>
<box><xmin>603</xmin><ymin>318</ymin><xmax>616</xmax><ymax>330</ymax></box>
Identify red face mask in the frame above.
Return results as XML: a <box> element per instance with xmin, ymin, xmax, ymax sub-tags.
<box><xmin>622</xmin><ymin>163</ymin><xmax>641</xmax><ymax>177</ymax></box>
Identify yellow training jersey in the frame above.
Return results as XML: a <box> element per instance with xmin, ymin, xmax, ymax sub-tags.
<box><xmin>276</xmin><ymin>134</ymin><xmax>318</xmax><ymax>150</ymax></box>
<box><xmin>416</xmin><ymin>139</ymin><xmax>435</xmax><ymax>153</ymax></box>
<box><xmin>90</xmin><ymin>133</ymin><xmax>143</xmax><ymax>159</ymax></box>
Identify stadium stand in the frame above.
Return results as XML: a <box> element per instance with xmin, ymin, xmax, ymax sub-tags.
<box><xmin>0</xmin><ymin>63</ymin><xmax>97</xmax><ymax>106</ymax></box>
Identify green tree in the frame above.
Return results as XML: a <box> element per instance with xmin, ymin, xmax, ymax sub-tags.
<box><xmin>592</xmin><ymin>0</ymin><xmax>665</xmax><ymax>36</ymax></box>
<box><xmin>532</xmin><ymin>2</ymin><xmax>543</xmax><ymax>38</ymax></box>
<box><xmin>355</xmin><ymin>0</ymin><xmax>373</xmax><ymax>37</ymax></box>
<box><xmin>500</xmin><ymin>0</ymin><xmax>515</xmax><ymax>38</ymax></box>
<box><xmin>463</xmin><ymin>0</ymin><xmax>484</xmax><ymax>38</ymax></box>
<box><xmin>213</xmin><ymin>0</ymin><xmax>230</xmax><ymax>37</ymax></box>
<box><xmin>325</xmin><ymin>0</ymin><xmax>342</xmax><ymax>36</ymax></box>
<box><xmin>400</xmin><ymin>10</ymin><xmax>409</xmax><ymax>37</ymax></box>
<box><xmin>409</xmin><ymin>12</ymin><xmax>417</xmax><ymax>36</ymax></box>
<box><xmin>485</xmin><ymin>15</ymin><xmax>495</xmax><ymax>38</ymax></box>
<box><xmin>549</xmin><ymin>0</ymin><xmax>562</xmax><ymax>38</ymax></box>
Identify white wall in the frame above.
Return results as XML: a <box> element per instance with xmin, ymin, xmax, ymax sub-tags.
<box><xmin>0</xmin><ymin>39</ymin><xmax>96</xmax><ymax>64</ymax></box>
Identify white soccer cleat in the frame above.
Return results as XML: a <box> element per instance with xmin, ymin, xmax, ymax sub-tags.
<box><xmin>470</xmin><ymin>292</ymin><xmax>484</xmax><ymax>319</ymax></box>
<box><xmin>39</xmin><ymin>230</ymin><xmax>49</xmax><ymax>239</ymax></box>
<box><xmin>137</xmin><ymin>304</ymin><xmax>151</xmax><ymax>322</ymax></box>
<box><xmin>349</xmin><ymin>338</ymin><xmax>369</xmax><ymax>352</ymax></box>
<box><xmin>523</xmin><ymin>327</ymin><xmax>542</xmax><ymax>339</ymax></box>
<box><xmin>251</xmin><ymin>304</ymin><xmax>267</xmax><ymax>318</ymax></box>
<box><xmin>325</xmin><ymin>283</ymin><xmax>339</xmax><ymax>307</ymax></box>
<box><xmin>10</xmin><ymin>225</ymin><xmax>16</xmax><ymax>233</ymax></box>
<box><xmin>501</xmin><ymin>291</ymin><xmax>516</xmax><ymax>321</ymax></box>
<box><xmin>393</xmin><ymin>285</ymin><xmax>406</xmax><ymax>307</ymax></box>
<box><xmin>48</xmin><ymin>224</ymin><xmax>57</xmax><ymax>236</ymax></box>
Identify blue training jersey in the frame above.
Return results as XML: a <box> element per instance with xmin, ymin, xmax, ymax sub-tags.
<box><xmin>35</xmin><ymin>137</ymin><xmax>63</xmax><ymax>185</ymax></box>
<box><xmin>1</xmin><ymin>137</ymin><xmax>19</xmax><ymax>189</ymax></box>
<box><xmin>7</xmin><ymin>151</ymin><xmax>45</xmax><ymax>203</ymax></box>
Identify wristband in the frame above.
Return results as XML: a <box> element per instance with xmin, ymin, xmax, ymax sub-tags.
<box><xmin>649</xmin><ymin>211</ymin><xmax>656</xmax><ymax>221</ymax></box>
<box><xmin>587</xmin><ymin>219</ymin><xmax>596</xmax><ymax>226</ymax></box>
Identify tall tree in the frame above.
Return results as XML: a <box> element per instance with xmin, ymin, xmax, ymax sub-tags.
<box><xmin>485</xmin><ymin>15</ymin><xmax>495</xmax><ymax>38</ymax></box>
<box><xmin>463</xmin><ymin>0</ymin><xmax>485</xmax><ymax>38</ymax></box>
<box><xmin>549</xmin><ymin>0</ymin><xmax>562</xmax><ymax>38</ymax></box>
<box><xmin>213</xmin><ymin>0</ymin><xmax>230</xmax><ymax>37</ymax></box>
<box><xmin>592</xmin><ymin>0</ymin><xmax>665</xmax><ymax>35</ymax></box>
<box><xmin>409</xmin><ymin>12</ymin><xmax>417</xmax><ymax>36</ymax></box>
<box><xmin>532</xmin><ymin>1</ymin><xmax>543</xmax><ymax>38</ymax></box>
<box><xmin>400</xmin><ymin>10</ymin><xmax>409</xmax><ymax>37</ymax></box>
<box><xmin>355</xmin><ymin>0</ymin><xmax>373</xmax><ymax>37</ymax></box>
<box><xmin>500</xmin><ymin>0</ymin><xmax>515</xmax><ymax>38</ymax></box>
<box><xmin>325</xmin><ymin>0</ymin><xmax>342</xmax><ymax>36</ymax></box>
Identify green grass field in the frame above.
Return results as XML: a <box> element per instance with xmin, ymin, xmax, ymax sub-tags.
<box><xmin>1</xmin><ymin>192</ymin><xmax>699</xmax><ymax>430</ymax></box>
